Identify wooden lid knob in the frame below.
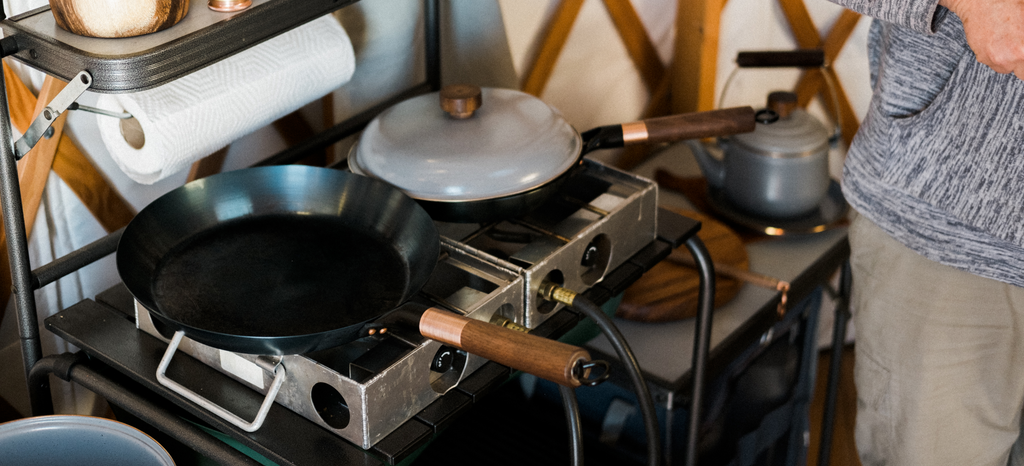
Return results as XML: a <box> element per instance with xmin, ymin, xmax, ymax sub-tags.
<box><xmin>767</xmin><ymin>91</ymin><xmax>798</xmax><ymax>119</ymax></box>
<box><xmin>440</xmin><ymin>85</ymin><xmax>483</xmax><ymax>119</ymax></box>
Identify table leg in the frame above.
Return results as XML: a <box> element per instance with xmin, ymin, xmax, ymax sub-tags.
<box><xmin>817</xmin><ymin>260</ymin><xmax>852</xmax><ymax>466</ymax></box>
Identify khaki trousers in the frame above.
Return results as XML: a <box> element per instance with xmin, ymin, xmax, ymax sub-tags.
<box><xmin>849</xmin><ymin>214</ymin><xmax>1024</xmax><ymax>466</ymax></box>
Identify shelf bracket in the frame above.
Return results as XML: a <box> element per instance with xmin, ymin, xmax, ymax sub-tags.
<box><xmin>13</xmin><ymin>70</ymin><xmax>92</xmax><ymax>160</ymax></box>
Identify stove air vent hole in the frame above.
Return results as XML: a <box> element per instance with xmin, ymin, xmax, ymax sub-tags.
<box><xmin>430</xmin><ymin>345</ymin><xmax>467</xmax><ymax>394</ymax></box>
<box><xmin>579</xmin><ymin>234</ymin><xmax>611</xmax><ymax>286</ymax></box>
<box><xmin>311</xmin><ymin>383</ymin><xmax>350</xmax><ymax>429</ymax></box>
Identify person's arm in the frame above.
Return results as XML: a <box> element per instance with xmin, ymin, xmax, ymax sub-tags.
<box><xmin>939</xmin><ymin>0</ymin><xmax>1024</xmax><ymax>79</ymax></box>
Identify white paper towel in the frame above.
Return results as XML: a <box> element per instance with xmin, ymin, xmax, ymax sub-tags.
<box><xmin>95</xmin><ymin>15</ymin><xmax>356</xmax><ymax>184</ymax></box>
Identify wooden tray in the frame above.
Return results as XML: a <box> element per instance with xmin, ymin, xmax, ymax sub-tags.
<box><xmin>617</xmin><ymin>208</ymin><xmax>748</xmax><ymax>322</ymax></box>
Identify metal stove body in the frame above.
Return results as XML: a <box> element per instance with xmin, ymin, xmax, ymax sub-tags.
<box><xmin>436</xmin><ymin>159</ymin><xmax>658</xmax><ymax>329</ymax></box>
<box><xmin>135</xmin><ymin>158</ymin><xmax>658</xmax><ymax>449</ymax></box>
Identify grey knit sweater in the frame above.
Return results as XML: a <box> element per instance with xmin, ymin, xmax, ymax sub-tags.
<box><xmin>832</xmin><ymin>0</ymin><xmax>1024</xmax><ymax>288</ymax></box>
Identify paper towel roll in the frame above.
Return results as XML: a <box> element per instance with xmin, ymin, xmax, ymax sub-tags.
<box><xmin>95</xmin><ymin>15</ymin><xmax>355</xmax><ymax>184</ymax></box>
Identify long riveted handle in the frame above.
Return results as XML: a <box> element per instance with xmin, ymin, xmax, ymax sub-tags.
<box><xmin>624</xmin><ymin>106</ymin><xmax>757</xmax><ymax>145</ymax></box>
<box><xmin>581</xmin><ymin>106</ymin><xmax>757</xmax><ymax>154</ymax></box>
<box><xmin>419</xmin><ymin>307</ymin><xmax>591</xmax><ymax>387</ymax></box>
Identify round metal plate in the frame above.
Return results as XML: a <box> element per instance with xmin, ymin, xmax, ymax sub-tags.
<box><xmin>706</xmin><ymin>179</ymin><xmax>848</xmax><ymax>236</ymax></box>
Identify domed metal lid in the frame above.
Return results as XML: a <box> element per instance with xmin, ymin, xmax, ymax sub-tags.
<box><xmin>350</xmin><ymin>86</ymin><xmax>582</xmax><ymax>202</ymax></box>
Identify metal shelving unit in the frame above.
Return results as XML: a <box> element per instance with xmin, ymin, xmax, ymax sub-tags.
<box><xmin>0</xmin><ymin>0</ymin><xmax>381</xmax><ymax>417</ymax></box>
<box><xmin>0</xmin><ymin>2</ymin><xmax>719</xmax><ymax>464</ymax></box>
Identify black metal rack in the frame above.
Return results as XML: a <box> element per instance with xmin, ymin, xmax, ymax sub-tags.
<box><xmin>0</xmin><ymin>0</ymin><xmax>426</xmax><ymax>417</ymax></box>
<box><xmin>2</xmin><ymin>0</ymin><xmax>360</xmax><ymax>93</ymax></box>
<box><xmin>0</xmin><ymin>2</ymin><xmax>719</xmax><ymax>465</ymax></box>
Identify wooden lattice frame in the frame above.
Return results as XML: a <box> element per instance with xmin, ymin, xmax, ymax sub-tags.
<box><xmin>521</xmin><ymin>0</ymin><xmax>667</xmax><ymax>98</ymax></box>
<box><xmin>778</xmin><ymin>0</ymin><xmax>861</xmax><ymax>147</ymax></box>
<box><xmin>674</xmin><ymin>0</ymin><xmax>862</xmax><ymax>147</ymax></box>
<box><xmin>518</xmin><ymin>0</ymin><xmax>862</xmax><ymax>170</ymax></box>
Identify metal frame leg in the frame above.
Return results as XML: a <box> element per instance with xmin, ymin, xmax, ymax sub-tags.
<box><xmin>816</xmin><ymin>260</ymin><xmax>852</xmax><ymax>466</ymax></box>
<box><xmin>0</xmin><ymin>62</ymin><xmax>52</xmax><ymax>416</ymax></box>
<box><xmin>685</xmin><ymin>235</ymin><xmax>715</xmax><ymax>466</ymax></box>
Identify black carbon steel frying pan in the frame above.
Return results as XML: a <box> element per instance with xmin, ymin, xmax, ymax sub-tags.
<box><xmin>117</xmin><ymin>165</ymin><xmax>440</xmax><ymax>355</ymax></box>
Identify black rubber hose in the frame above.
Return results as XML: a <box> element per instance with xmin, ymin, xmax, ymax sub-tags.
<box><xmin>570</xmin><ymin>294</ymin><xmax>660</xmax><ymax>466</ymax></box>
<box><xmin>560</xmin><ymin>384</ymin><xmax>584</xmax><ymax>466</ymax></box>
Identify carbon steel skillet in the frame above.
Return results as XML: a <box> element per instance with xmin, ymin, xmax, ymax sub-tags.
<box><xmin>117</xmin><ymin>165</ymin><xmax>438</xmax><ymax>355</ymax></box>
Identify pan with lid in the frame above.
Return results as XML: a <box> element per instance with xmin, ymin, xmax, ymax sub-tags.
<box><xmin>348</xmin><ymin>84</ymin><xmax>757</xmax><ymax>223</ymax></box>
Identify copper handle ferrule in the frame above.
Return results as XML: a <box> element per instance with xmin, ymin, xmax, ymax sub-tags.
<box><xmin>621</xmin><ymin>121</ymin><xmax>649</xmax><ymax>144</ymax></box>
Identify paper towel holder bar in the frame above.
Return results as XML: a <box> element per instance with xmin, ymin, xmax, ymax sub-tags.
<box><xmin>68</xmin><ymin>102</ymin><xmax>143</xmax><ymax>149</ymax></box>
<box><xmin>67</xmin><ymin>103</ymin><xmax>133</xmax><ymax>120</ymax></box>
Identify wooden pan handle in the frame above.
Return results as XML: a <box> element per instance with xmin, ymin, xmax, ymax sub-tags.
<box><xmin>621</xmin><ymin>106</ymin><xmax>756</xmax><ymax>145</ymax></box>
<box><xmin>419</xmin><ymin>307</ymin><xmax>591</xmax><ymax>387</ymax></box>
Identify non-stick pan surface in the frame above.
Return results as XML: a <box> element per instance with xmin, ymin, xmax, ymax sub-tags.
<box><xmin>117</xmin><ymin>166</ymin><xmax>440</xmax><ymax>355</ymax></box>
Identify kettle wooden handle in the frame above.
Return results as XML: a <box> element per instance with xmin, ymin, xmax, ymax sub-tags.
<box><xmin>621</xmin><ymin>106</ymin><xmax>756</xmax><ymax>145</ymax></box>
<box><xmin>735</xmin><ymin>49</ymin><xmax>825</xmax><ymax>68</ymax></box>
<box><xmin>419</xmin><ymin>307</ymin><xmax>592</xmax><ymax>387</ymax></box>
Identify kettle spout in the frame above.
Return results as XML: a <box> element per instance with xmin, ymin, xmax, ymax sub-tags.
<box><xmin>685</xmin><ymin>140</ymin><xmax>725</xmax><ymax>188</ymax></box>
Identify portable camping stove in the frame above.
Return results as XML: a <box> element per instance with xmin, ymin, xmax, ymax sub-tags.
<box><xmin>135</xmin><ymin>158</ymin><xmax>658</xmax><ymax>448</ymax></box>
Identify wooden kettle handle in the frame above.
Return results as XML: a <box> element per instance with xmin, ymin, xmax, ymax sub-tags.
<box><xmin>419</xmin><ymin>307</ymin><xmax>592</xmax><ymax>387</ymax></box>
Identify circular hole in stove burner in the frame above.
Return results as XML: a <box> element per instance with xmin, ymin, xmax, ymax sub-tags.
<box><xmin>430</xmin><ymin>345</ymin><xmax>467</xmax><ymax>394</ymax></box>
<box><xmin>579</xmin><ymin>234</ymin><xmax>612</xmax><ymax>286</ymax></box>
<box><xmin>311</xmin><ymin>383</ymin><xmax>350</xmax><ymax>429</ymax></box>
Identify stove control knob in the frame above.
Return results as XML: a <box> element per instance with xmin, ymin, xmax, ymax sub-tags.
<box><xmin>581</xmin><ymin>242</ymin><xmax>601</xmax><ymax>268</ymax></box>
<box><xmin>431</xmin><ymin>346</ymin><xmax>457</xmax><ymax>373</ymax></box>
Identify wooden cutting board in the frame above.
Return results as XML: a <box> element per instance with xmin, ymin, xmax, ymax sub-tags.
<box><xmin>617</xmin><ymin>208</ymin><xmax>749</xmax><ymax>322</ymax></box>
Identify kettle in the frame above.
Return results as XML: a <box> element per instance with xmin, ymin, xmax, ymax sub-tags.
<box><xmin>687</xmin><ymin>91</ymin><xmax>831</xmax><ymax>219</ymax></box>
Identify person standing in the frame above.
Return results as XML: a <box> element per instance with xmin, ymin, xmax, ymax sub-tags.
<box><xmin>822</xmin><ymin>0</ymin><xmax>1024</xmax><ymax>464</ymax></box>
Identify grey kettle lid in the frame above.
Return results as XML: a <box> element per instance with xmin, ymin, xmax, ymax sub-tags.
<box><xmin>732</xmin><ymin>92</ymin><xmax>830</xmax><ymax>156</ymax></box>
